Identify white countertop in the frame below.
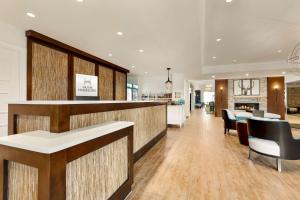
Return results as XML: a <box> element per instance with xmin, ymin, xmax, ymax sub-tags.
<box><xmin>10</xmin><ymin>100</ymin><xmax>165</xmax><ymax>105</ymax></box>
<box><xmin>0</xmin><ymin>121</ymin><xmax>134</xmax><ymax>154</ymax></box>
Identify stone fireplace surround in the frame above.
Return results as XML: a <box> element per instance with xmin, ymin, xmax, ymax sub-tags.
<box><xmin>228</xmin><ymin>78</ymin><xmax>267</xmax><ymax>111</ymax></box>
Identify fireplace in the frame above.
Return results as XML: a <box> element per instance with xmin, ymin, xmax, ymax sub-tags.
<box><xmin>234</xmin><ymin>103</ymin><xmax>259</xmax><ymax>112</ymax></box>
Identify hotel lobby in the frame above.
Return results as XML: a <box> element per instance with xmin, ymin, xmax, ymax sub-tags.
<box><xmin>0</xmin><ymin>0</ymin><xmax>300</xmax><ymax>199</ymax></box>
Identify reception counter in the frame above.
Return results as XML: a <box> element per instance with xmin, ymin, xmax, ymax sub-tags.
<box><xmin>8</xmin><ymin>101</ymin><xmax>167</xmax><ymax>161</ymax></box>
<box><xmin>0</xmin><ymin>121</ymin><xmax>134</xmax><ymax>200</ymax></box>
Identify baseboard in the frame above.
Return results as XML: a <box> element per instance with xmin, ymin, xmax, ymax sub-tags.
<box><xmin>133</xmin><ymin>129</ymin><xmax>167</xmax><ymax>162</ymax></box>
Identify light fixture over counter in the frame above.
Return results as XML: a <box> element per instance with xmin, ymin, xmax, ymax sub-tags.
<box><xmin>165</xmin><ymin>67</ymin><xmax>173</xmax><ymax>92</ymax></box>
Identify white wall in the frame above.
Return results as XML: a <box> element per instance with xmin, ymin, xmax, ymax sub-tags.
<box><xmin>0</xmin><ymin>21</ymin><xmax>27</xmax><ymax>136</ymax></box>
<box><xmin>172</xmin><ymin>73</ymin><xmax>185</xmax><ymax>99</ymax></box>
<box><xmin>137</xmin><ymin>75</ymin><xmax>167</xmax><ymax>95</ymax></box>
<box><xmin>133</xmin><ymin>73</ymin><xmax>191</xmax><ymax>118</ymax></box>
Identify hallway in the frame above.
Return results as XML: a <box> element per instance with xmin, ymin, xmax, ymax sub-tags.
<box><xmin>128</xmin><ymin>109</ymin><xmax>300</xmax><ymax>200</ymax></box>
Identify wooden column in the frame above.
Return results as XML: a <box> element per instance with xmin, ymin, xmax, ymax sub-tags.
<box><xmin>215</xmin><ymin>79</ymin><xmax>228</xmax><ymax>117</ymax></box>
<box><xmin>267</xmin><ymin>76</ymin><xmax>286</xmax><ymax>119</ymax></box>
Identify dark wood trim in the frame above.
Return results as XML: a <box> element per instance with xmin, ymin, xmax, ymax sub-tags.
<box><xmin>215</xmin><ymin>79</ymin><xmax>228</xmax><ymax>117</ymax></box>
<box><xmin>68</xmin><ymin>54</ymin><xmax>74</xmax><ymax>100</ymax></box>
<box><xmin>66</xmin><ymin>127</ymin><xmax>132</xmax><ymax>162</ymax></box>
<box><xmin>267</xmin><ymin>76</ymin><xmax>286</xmax><ymax>119</ymax></box>
<box><xmin>0</xmin><ymin>125</ymin><xmax>133</xmax><ymax>200</ymax></box>
<box><xmin>125</xmin><ymin>73</ymin><xmax>128</xmax><ymax>100</ymax></box>
<box><xmin>8</xmin><ymin>102</ymin><xmax>167</xmax><ymax>134</ymax></box>
<box><xmin>26</xmin><ymin>30</ymin><xmax>129</xmax><ymax>73</ymax></box>
<box><xmin>27</xmin><ymin>38</ymin><xmax>33</xmax><ymax>100</ymax></box>
<box><xmin>49</xmin><ymin>105</ymin><xmax>71</xmax><ymax>133</ymax></box>
<box><xmin>108</xmin><ymin>179</ymin><xmax>131</xmax><ymax>200</ymax></box>
<box><xmin>7</xmin><ymin>112</ymin><xmax>17</xmax><ymax>136</ymax></box>
<box><xmin>133</xmin><ymin>128</ymin><xmax>167</xmax><ymax>162</ymax></box>
<box><xmin>113</xmin><ymin>70</ymin><xmax>116</xmax><ymax>100</ymax></box>
<box><xmin>95</xmin><ymin>63</ymin><xmax>100</xmax><ymax>97</ymax></box>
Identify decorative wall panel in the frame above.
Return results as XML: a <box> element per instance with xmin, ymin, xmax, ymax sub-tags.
<box><xmin>17</xmin><ymin>115</ymin><xmax>50</xmax><ymax>134</ymax></box>
<box><xmin>70</xmin><ymin>105</ymin><xmax>166</xmax><ymax>152</ymax></box>
<box><xmin>32</xmin><ymin>43</ymin><xmax>68</xmax><ymax>100</ymax></box>
<box><xmin>66</xmin><ymin>137</ymin><xmax>128</xmax><ymax>200</ymax></box>
<box><xmin>215</xmin><ymin>79</ymin><xmax>228</xmax><ymax>117</ymax></box>
<box><xmin>115</xmin><ymin>71</ymin><xmax>126</xmax><ymax>100</ymax></box>
<box><xmin>287</xmin><ymin>87</ymin><xmax>300</xmax><ymax>107</ymax></box>
<box><xmin>73</xmin><ymin>57</ymin><xmax>95</xmax><ymax>76</ymax></box>
<box><xmin>99</xmin><ymin>65</ymin><xmax>113</xmax><ymax>100</ymax></box>
<box><xmin>267</xmin><ymin>76</ymin><xmax>285</xmax><ymax>119</ymax></box>
<box><xmin>8</xmin><ymin>161</ymin><xmax>38</xmax><ymax>200</ymax></box>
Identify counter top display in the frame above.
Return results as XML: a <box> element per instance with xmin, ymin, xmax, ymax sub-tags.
<box><xmin>8</xmin><ymin>100</ymin><xmax>167</xmax><ymax>162</ymax></box>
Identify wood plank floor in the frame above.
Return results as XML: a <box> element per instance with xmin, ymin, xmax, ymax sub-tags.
<box><xmin>127</xmin><ymin>109</ymin><xmax>300</xmax><ymax>200</ymax></box>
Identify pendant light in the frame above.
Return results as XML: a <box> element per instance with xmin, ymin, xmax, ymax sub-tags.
<box><xmin>165</xmin><ymin>67</ymin><xmax>173</xmax><ymax>91</ymax></box>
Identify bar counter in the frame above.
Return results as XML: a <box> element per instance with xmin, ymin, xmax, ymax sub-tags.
<box><xmin>8</xmin><ymin>100</ymin><xmax>167</xmax><ymax>161</ymax></box>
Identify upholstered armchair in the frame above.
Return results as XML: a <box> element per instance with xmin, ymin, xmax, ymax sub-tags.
<box><xmin>247</xmin><ymin>118</ymin><xmax>300</xmax><ymax>172</ymax></box>
<box><xmin>222</xmin><ymin>109</ymin><xmax>236</xmax><ymax>134</ymax></box>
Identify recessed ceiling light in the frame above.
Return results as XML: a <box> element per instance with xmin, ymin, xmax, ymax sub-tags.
<box><xmin>144</xmin><ymin>72</ymin><xmax>148</xmax><ymax>74</ymax></box>
<box><xmin>282</xmin><ymin>71</ymin><xmax>286</xmax><ymax>75</ymax></box>
<box><xmin>212</xmin><ymin>56</ymin><xmax>217</xmax><ymax>59</ymax></box>
<box><xmin>117</xmin><ymin>32</ymin><xmax>123</xmax><ymax>36</ymax></box>
<box><xmin>216</xmin><ymin>38</ymin><xmax>222</xmax><ymax>42</ymax></box>
<box><xmin>108</xmin><ymin>53</ymin><xmax>113</xmax><ymax>57</ymax></box>
<box><xmin>26</xmin><ymin>12</ymin><xmax>36</xmax><ymax>18</ymax></box>
<box><xmin>132</xmin><ymin>66</ymin><xmax>135</xmax><ymax>68</ymax></box>
<box><xmin>77</xmin><ymin>0</ymin><xmax>84</xmax><ymax>2</ymax></box>
<box><xmin>232</xmin><ymin>59</ymin><xmax>237</xmax><ymax>63</ymax></box>
<box><xmin>277</xmin><ymin>49</ymin><xmax>282</xmax><ymax>53</ymax></box>
<box><xmin>226</xmin><ymin>0</ymin><xmax>232</xmax><ymax>2</ymax></box>
<box><xmin>246</xmin><ymin>73</ymin><xmax>249</xmax><ymax>77</ymax></box>
<box><xmin>212</xmin><ymin>75</ymin><xmax>216</xmax><ymax>79</ymax></box>
<box><xmin>139</xmin><ymin>49</ymin><xmax>144</xmax><ymax>53</ymax></box>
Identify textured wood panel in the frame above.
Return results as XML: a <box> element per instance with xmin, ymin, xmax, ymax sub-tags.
<box><xmin>70</xmin><ymin>105</ymin><xmax>166</xmax><ymax>152</ymax></box>
<box><xmin>32</xmin><ymin>43</ymin><xmax>68</xmax><ymax>100</ymax></box>
<box><xmin>287</xmin><ymin>87</ymin><xmax>300</xmax><ymax>107</ymax></box>
<box><xmin>66</xmin><ymin>137</ymin><xmax>128</xmax><ymax>200</ymax></box>
<box><xmin>98</xmin><ymin>65</ymin><xmax>114</xmax><ymax>100</ymax></box>
<box><xmin>267</xmin><ymin>76</ymin><xmax>285</xmax><ymax>119</ymax></box>
<box><xmin>215</xmin><ymin>79</ymin><xmax>228</xmax><ymax>117</ymax></box>
<box><xmin>115</xmin><ymin>71</ymin><xmax>126</xmax><ymax>100</ymax></box>
<box><xmin>8</xmin><ymin>161</ymin><xmax>38</xmax><ymax>200</ymax></box>
<box><xmin>17</xmin><ymin>115</ymin><xmax>50</xmax><ymax>134</ymax></box>
<box><xmin>73</xmin><ymin>56</ymin><xmax>95</xmax><ymax>76</ymax></box>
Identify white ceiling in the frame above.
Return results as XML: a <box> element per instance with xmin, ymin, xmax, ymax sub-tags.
<box><xmin>204</xmin><ymin>0</ymin><xmax>300</xmax><ymax>66</ymax></box>
<box><xmin>0</xmin><ymin>0</ymin><xmax>300</xmax><ymax>80</ymax></box>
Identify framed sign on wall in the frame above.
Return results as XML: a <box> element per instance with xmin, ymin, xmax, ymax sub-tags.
<box><xmin>75</xmin><ymin>74</ymin><xmax>99</xmax><ymax>100</ymax></box>
<box><xmin>233</xmin><ymin>79</ymin><xmax>260</xmax><ymax>96</ymax></box>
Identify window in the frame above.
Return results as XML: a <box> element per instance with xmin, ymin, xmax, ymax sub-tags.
<box><xmin>127</xmin><ymin>83</ymin><xmax>138</xmax><ymax>101</ymax></box>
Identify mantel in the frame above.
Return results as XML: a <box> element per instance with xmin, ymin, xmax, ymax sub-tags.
<box><xmin>233</xmin><ymin>96</ymin><xmax>265</xmax><ymax>99</ymax></box>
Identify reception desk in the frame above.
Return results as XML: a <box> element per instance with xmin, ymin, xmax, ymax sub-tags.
<box><xmin>2</xmin><ymin>100</ymin><xmax>167</xmax><ymax>200</ymax></box>
<box><xmin>8</xmin><ymin>101</ymin><xmax>167</xmax><ymax>161</ymax></box>
<box><xmin>0</xmin><ymin>121</ymin><xmax>134</xmax><ymax>200</ymax></box>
